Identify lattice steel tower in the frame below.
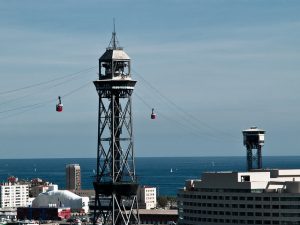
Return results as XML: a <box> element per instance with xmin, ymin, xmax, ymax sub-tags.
<box><xmin>93</xmin><ymin>29</ymin><xmax>140</xmax><ymax>225</ymax></box>
<box><xmin>242</xmin><ymin>126</ymin><xmax>265</xmax><ymax>171</ymax></box>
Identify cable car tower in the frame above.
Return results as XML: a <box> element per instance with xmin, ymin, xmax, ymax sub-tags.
<box><xmin>92</xmin><ymin>27</ymin><xmax>140</xmax><ymax>225</ymax></box>
<box><xmin>242</xmin><ymin>126</ymin><xmax>265</xmax><ymax>171</ymax></box>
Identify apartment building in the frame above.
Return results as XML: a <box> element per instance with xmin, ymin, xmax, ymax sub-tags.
<box><xmin>66</xmin><ymin>164</ymin><xmax>81</xmax><ymax>190</ymax></box>
<box><xmin>0</xmin><ymin>183</ymin><xmax>29</xmax><ymax>208</ymax></box>
<box><xmin>139</xmin><ymin>186</ymin><xmax>157</xmax><ymax>209</ymax></box>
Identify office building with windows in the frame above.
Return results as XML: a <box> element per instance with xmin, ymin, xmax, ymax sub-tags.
<box><xmin>178</xmin><ymin>169</ymin><xmax>300</xmax><ymax>225</ymax></box>
<box><xmin>139</xmin><ymin>186</ymin><xmax>157</xmax><ymax>209</ymax></box>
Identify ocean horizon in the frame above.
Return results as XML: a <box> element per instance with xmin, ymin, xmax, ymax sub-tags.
<box><xmin>1</xmin><ymin>156</ymin><xmax>300</xmax><ymax>196</ymax></box>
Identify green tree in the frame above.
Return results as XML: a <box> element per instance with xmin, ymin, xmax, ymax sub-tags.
<box><xmin>167</xmin><ymin>196</ymin><xmax>177</xmax><ymax>208</ymax></box>
<box><xmin>157</xmin><ymin>196</ymin><xmax>168</xmax><ymax>208</ymax></box>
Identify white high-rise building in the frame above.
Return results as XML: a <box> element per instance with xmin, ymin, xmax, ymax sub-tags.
<box><xmin>66</xmin><ymin>164</ymin><xmax>81</xmax><ymax>190</ymax></box>
<box><xmin>0</xmin><ymin>183</ymin><xmax>29</xmax><ymax>208</ymax></box>
<box><xmin>139</xmin><ymin>186</ymin><xmax>157</xmax><ymax>209</ymax></box>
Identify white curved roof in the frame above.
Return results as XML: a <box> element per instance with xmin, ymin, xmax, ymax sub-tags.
<box><xmin>243</xmin><ymin>126</ymin><xmax>265</xmax><ymax>132</ymax></box>
<box><xmin>41</xmin><ymin>190</ymin><xmax>81</xmax><ymax>200</ymax></box>
<box><xmin>100</xmin><ymin>49</ymin><xmax>130</xmax><ymax>61</ymax></box>
<box><xmin>32</xmin><ymin>190</ymin><xmax>89</xmax><ymax>212</ymax></box>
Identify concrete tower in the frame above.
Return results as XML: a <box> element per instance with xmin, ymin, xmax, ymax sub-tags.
<box><xmin>92</xmin><ymin>29</ymin><xmax>140</xmax><ymax>225</ymax></box>
<box><xmin>66</xmin><ymin>164</ymin><xmax>81</xmax><ymax>190</ymax></box>
<box><xmin>242</xmin><ymin>127</ymin><xmax>265</xmax><ymax>171</ymax></box>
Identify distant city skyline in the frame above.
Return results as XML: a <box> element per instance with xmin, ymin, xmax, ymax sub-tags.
<box><xmin>0</xmin><ymin>0</ymin><xmax>300</xmax><ymax>158</ymax></box>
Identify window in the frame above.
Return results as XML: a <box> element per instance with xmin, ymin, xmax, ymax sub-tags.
<box><xmin>241</xmin><ymin>175</ymin><xmax>250</xmax><ymax>182</ymax></box>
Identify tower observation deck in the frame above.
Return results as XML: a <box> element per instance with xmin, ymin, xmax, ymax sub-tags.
<box><xmin>92</xmin><ymin>30</ymin><xmax>140</xmax><ymax>225</ymax></box>
<box><xmin>242</xmin><ymin>126</ymin><xmax>265</xmax><ymax>171</ymax></box>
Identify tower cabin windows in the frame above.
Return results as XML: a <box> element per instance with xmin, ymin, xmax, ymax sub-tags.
<box><xmin>100</xmin><ymin>60</ymin><xmax>130</xmax><ymax>79</ymax></box>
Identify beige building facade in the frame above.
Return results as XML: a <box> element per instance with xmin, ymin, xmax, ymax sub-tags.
<box><xmin>66</xmin><ymin>164</ymin><xmax>81</xmax><ymax>190</ymax></box>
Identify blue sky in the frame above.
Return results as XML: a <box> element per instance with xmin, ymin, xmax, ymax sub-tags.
<box><xmin>1</xmin><ymin>0</ymin><xmax>300</xmax><ymax>158</ymax></box>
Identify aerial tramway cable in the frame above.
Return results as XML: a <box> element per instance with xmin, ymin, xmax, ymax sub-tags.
<box><xmin>0</xmin><ymin>64</ymin><xmax>239</xmax><ymax>143</ymax></box>
<box><xmin>134</xmin><ymin>93</ymin><xmax>227</xmax><ymax>142</ymax></box>
<box><xmin>0</xmin><ymin>79</ymin><xmax>92</xmax><ymax>120</ymax></box>
<box><xmin>0</xmin><ymin>66</ymin><xmax>97</xmax><ymax>96</ymax></box>
<box><xmin>133</xmin><ymin>69</ymin><xmax>239</xmax><ymax>141</ymax></box>
<box><xmin>0</xmin><ymin>64</ymin><xmax>97</xmax><ymax>119</ymax></box>
<box><xmin>0</xmin><ymin>69</ymin><xmax>95</xmax><ymax>107</ymax></box>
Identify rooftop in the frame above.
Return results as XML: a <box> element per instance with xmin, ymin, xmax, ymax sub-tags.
<box><xmin>183</xmin><ymin>169</ymin><xmax>300</xmax><ymax>193</ymax></box>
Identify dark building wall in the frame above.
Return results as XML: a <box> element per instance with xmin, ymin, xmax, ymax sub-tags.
<box><xmin>140</xmin><ymin>214</ymin><xmax>178</xmax><ymax>224</ymax></box>
<box><xmin>17</xmin><ymin>207</ymin><xmax>70</xmax><ymax>220</ymax></box>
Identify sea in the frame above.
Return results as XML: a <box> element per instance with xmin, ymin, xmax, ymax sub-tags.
<box><xmin>1</xmin><ymin>156</ymin><xmax>300</xmax><ymax>196</ymax></box>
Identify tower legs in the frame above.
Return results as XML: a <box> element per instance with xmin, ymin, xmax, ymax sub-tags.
<box><xmin>246</xmin><ymin>146</ymin><xmax>262</xmax><ymax>171</ymax></box>
<box><xmin>92</xmin><ymin>87</ymin><xmax>140</xmax><ymax>225</ymax></box>
<box><xmin>247</xmin><ymin>147</ymin><xmax>253</xmax><ymax>171</ymax></box>
<box><xmin>257</xmin><ymin>146</ymin><xmax>262</xmax><ymax>169</ymax></box>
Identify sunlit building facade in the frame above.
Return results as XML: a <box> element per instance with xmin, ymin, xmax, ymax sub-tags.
<box><xmin>0</xmin><ymin>183</ymin><xmax>29</xmax><ymax>208</ymax></box>
<box><xmin>66</xmin><ymin>164</ymin><xmax>81</xmax><ymax>190</ymax></box>
<box><xmin>178</xmin><ymin>169</ymin><xmax>300</xmax><ymax>225</ymax></box>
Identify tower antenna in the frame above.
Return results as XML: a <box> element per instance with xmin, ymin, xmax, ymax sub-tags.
<box><xmin>113</xmin><ymin>18</ymin><xmax>116</xmax><ymax>33</ymax></box>
<box><xmin>109</xmin><ymin>18</ymin><xmax>120</xmax><ymax>49</ymax></box>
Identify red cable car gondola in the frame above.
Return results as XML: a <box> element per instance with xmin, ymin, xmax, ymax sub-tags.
<box><xmin>151</xmin><ymin>108</ymin><xmax>156</xmax><ymax>119</ymax></box>
<box><xmin>56</xmin><ymin>96</ymin><xmax>63</xmax><ymax>112</ymax></box>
